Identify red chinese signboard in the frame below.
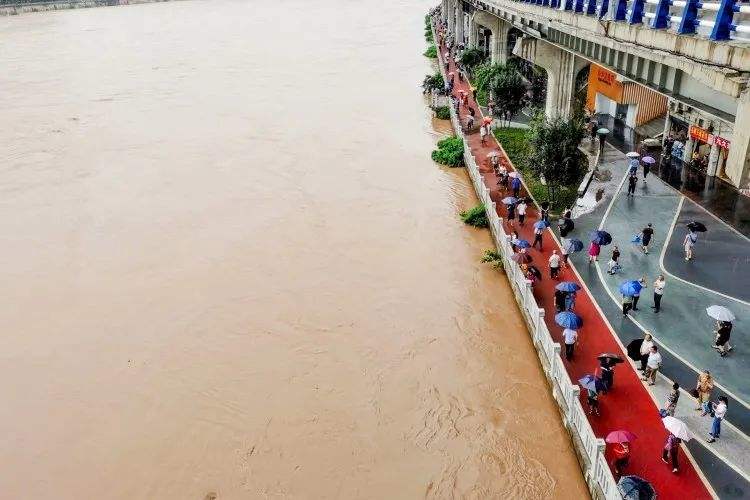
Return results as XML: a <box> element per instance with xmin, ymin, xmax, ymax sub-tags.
<box><xmin>714</xmin><ymin>136</ymin><xmax>730</xmax><ymax>149</ymax></box>
<box><xmin>689</xmin><ymin>125</ymin><xmax>710</xmax><ymax>143</ymax></box>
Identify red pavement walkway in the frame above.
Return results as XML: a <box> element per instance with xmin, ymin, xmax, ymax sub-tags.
<box><xmin>435</xmin><ymin>28</ymin><xmax>712</xmax><ymax>500</ymax></box>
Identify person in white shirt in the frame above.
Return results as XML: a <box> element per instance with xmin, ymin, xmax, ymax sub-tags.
<box><xmin>652</xmin><ymin>275</ymin><xmax>666</xmax><ymax>313</ymax></box>
<box><xmin>641</xmin><ymin>345</ymin><xmax>662</xmax><ymax>386</ymax></box>
<box><xmin>638</xmin><ymin>333</ymin><xmax>654</xmax><ymax>371</ymax></box>
<box><xmin>549</xmin><ymin>250</ymin><xmax>561</xmax><ymax>279</ymax></box>
<box><xmin>517</xmin><ymin>201</ymin><xmax>528</xmax><ymax>226</ymax></box>
<box><xmin>708</xmin><ymin>396</ymin><xmax>728</xmax><ymax>443</ymax></box>
<box><xmin>683</xmin><ymin>230</ymin><xmax>697</xmax><ymax>261</ymax></box>
<box><xmin>563</xmin><ymin>328</ymin><xmax>578</xmax><ymax>361</ymax></box>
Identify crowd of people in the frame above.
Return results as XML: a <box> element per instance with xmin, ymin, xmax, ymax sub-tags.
<box><xmin>431</xmin><ymin>9</ymin><xmax>735</xmax><ymax>487</ymax></box>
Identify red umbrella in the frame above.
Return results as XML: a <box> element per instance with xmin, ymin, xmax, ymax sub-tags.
<box><xmin>482</xmin><ymin>116</ymin><xmax>492</xmax><ymax>125</ymax></box>
<box><xmin>606</xmin><ymin>430</ymin><xmax>637</xmax><ymax>443</ymax></box>
<box><xmin>511</xmin><ymin>252</ymin><xmax>533</xmax><ymax>264</ymax></box>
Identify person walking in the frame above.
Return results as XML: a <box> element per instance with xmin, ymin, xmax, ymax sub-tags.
<box><xmin>638</xmin><ymin>333</ymin><xmax>655</xmax><ymax>371</ymax></box>
<box><xmin>565</xmin><ymin>291</ymin><xmax>576</xmax><ymax>312</ymax></box>
<box><xmin>707</xmin><ymin>396</ymin><xmax>728</xmax><ymax>443</ymax></box>
<box><xmin>506</xmin><ymin>202</ymin><xmax>516</xmax><ymax>227</ymax></box>
<box><xmin>599</xmin><ymin>360</ymin><xmax>614</xmax><ymax>393</ymax></box>
<box><xmin>613</xmin><ymin>442</ymin><xmax>631</xmax><ymax>477</ymax></box>
<box><xmin>511</xmin><ymin>175</ymin><xmax>521</xmax><ymax>199</ymax></box>
<box><xmin>713</xmin><ymin>320</ymin><xmax>733</xmax><ymax>357</ymax></box>
<box><xmin>627</xmin><ymin>172</ymin><xmax>637</xmax><ymax>197</ymax></box>
<box><xmin>587</xmin><ymin>388</ymin><xmax>600</xmax><ymax>416</ymax></box>
<box><xmin>549</xmin><ymin>250</ymin><xmax>561</xmax><ymax>279</ymax></box>
<box><xmin>632</xmin><ymin>277</ymin><xmax>646</xmax><ymax>311</ymax></box>
<box><xmin>622</xmin><ymin>293</ymin><xmax>634</xmax><ymax>316</ymax></box>
<box><xmin>642</xmin><ymin>345</ymin><xmax>662</xmax><ymax>386</ymax></box>
<box><xmin>588</xmin><ymin>241</ymin><xmax>601</xmax><ymax>263</ymax></box>
<box><xmin>554</xmin><ymin>289</ymin><xmax>567</xmax><ymax>312</ymax></box>
<box><xmin>643</xmin><ymin>159</ymin><xmax>651</xmax><ymax>183</ymax></box>
<box><xmin>696</xmin><ymin>370</ymin><xmax>714</xmax><ymax>414</ymax></box>
<box><xmin>663</xmin><ymin>382</ymin><xmax>680</xmax><ymax>417</ymax></box>
<box><xmin>662</xmin><ymin>432</ymin><xmax>681</xmax><ymax>473</ymax></box>
<box><xmin>652</xmin><ymin>275</ymin><xmax>665</xmax><ymax>312</ymax></box>
<box><xmin>607</xmin><ymin>245</ymin><xmax>621</xmax><ymax>274</ymax></box>
<box><xmin>563</xmin><ymin>327</ymin><xmax>578</xmax><ymax>361</ymax></box>
<box><xmin>561</xmin><ymin>241</ymin><xmax>570</xmax><ymax>268</ymax></box>
<box><xmin>683</xmin><ymin>230</ymin><xmax>698</xmax><ymax>261</ymax></box>
<box><xmin>466</xmin><ymin>113</ymin><xmax>475</xmax><ymax>132</ymax></box>
<box><xmin>641</xmin><ymin>223</ymin><xmax>654</xmax><ymax>254</ymax></box>
<box><xmin>532</xmin><ymin>225</ymin><xmax>544</xmax><ymax>250</ymax></box>
<box><xmin>480</xmin><ymin>123</ymin><xmax>488</xmax><ymax>145</ymax></box>
<box><xmin>517</xmin><ymin>199</ymin><xmax>527</xmax><ymax>226</ymax></box>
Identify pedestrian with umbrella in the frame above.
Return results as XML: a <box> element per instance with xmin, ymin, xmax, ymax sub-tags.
<box><xmin>642</xmin><ymin>156</ymin><xmax>656</xmax><ymax>182</ymax></box>
<box><xmin>632</xmin><ymin>277</ymin><xmax>647</xmax><ymax>311</ymax></box>
<box><xmin>579</xmin><ymin>374</ymin><xmax>605</xmax><ymax>416</ymax></box>
<box><xmin>617</xmin><ymin>476</ymin><xmax>655</xmax><ymax>500</ymax></box>
<box><xmin>510</xmin><ymin>174</ymin><xmax>521</xmax><ymax>198</ymax></box>
<box><xmin>641</xmin><ymin>344</ymin><xmax>662</xmax><ymax>386</ymax></box>
<box><xmin>556</xmin><ymin>311</ymin><xmax>582</xmax><ymax>329</ymax></box>
<box><xmin>588</xmin><ymin>240</ymin><xmax>601</xmax><ymax>263</ymax></box>
<box><xmin>620</xmin><ymin>280</ymin><xmax>642</xmax><ymax>315</ymax></box>
<box><xmin>517</xmin><ymin>198</ymin><xmax>528</xmax><ymax>226</ymax></box>
<box><xmin>511</xmin><ymin>250</ymin><xmax>533</xmax><ymax>264</ymax></box>
<box><xmin>562</xmin><ymin>326</ymin><xmax>578</xmax><ymax>361</ymax></box>
<box><xmin>707</xmin><ymin>305</ymin><xmax>735</xmax><ymax>356</ymax></box>
<box><xmin>597</xmin><ymin>353</ymin><xmax>623</xmax><ymax>392</ymax></box>
<box><xmin>558</xmin><ymin>217</ymin><xmax>574</xmax><ymax>237</ymax></box>
<box><xmin>683</xmin><ymin>228</ymin><xmax>699</xmax><ymax>261</ymax></box>
<box><xmin>589</xmin><ymin>230</ymin><xmax>611</xmax><ymax>263</ymax></box>
<box><xmin>532</xmin><ymin>222</ymin><xmax>544</xmax><ymax>250</ymax></box>
<box><xmin>662</xmin><ymin>416</ymin><xmax>692</xmax><ymax>472</ymax></box>
<box><xmin>607</xmin><ymin>430</ymin><xmax>636</xmax><ymax>476</ymax></box>
<box><xmin>562</xmin><ymin>238</ymin><xmax>582</xmax><ymax>268</ymax></box>
<box><xmin>506</xmin><ymin>200</ymin><xmax>516</xmax><ymax>227</ymax></box>
<box><xmin>626</xmin><ymin>170</ymin><xmax>638</xmax><ymax>197</ymax></box>
<box><xmin>607</xmin><ymin>245</ymin><xmax>621</xmax><ymax>274</ymax></box>
<box><xmin>514</xmin><ymin>238</ymin><xmax>531</xmax><ymax>250</ymax></box>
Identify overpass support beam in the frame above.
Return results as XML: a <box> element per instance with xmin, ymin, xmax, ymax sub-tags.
<box><xmin>514</xmin><ymin>36</ymin><xmax>588</xmax><ymax>119</ymax></box>
<box><xmin>455</xmin><ymin>0</ymin><xmax>465</xmax><ymax>46</ymax></box>
<box><xmin>447</xmin><ymin>0</ymin><xmax>455</xmax><ymax>34</ymax></box>
<box><xmin>725</xmin><ymin>91</ymin><xmax>750</xmax><ymax>188</ymax></box>
<box><xmin>471</xmin><ymin>12</ymin><xmax>511</xmax><ymax>65</ymax></box>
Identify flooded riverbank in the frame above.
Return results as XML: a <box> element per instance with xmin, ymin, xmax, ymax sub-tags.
<box><xmin>0</xmin><ymin>0</ymin><xmax>588</xmax><ymax>497</ymax></box>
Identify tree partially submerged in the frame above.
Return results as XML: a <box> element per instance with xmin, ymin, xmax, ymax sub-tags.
<box><xmin>460</xmin><ymin>204</ymin><xmax>489</xmax><ymax>228</ymax></box>
<box><xmin>431</xmin><ymin>136</ymin><xmax>464</xmax><ymax>166</ymax></box>
<box><xmin>422</xmin><ymin>72</ymin><xmax>445</xmax><ymax>94</ymax></box>
<box><xmin>525</xmin><ymin>111</ymin><xmax>587</xmax><ymax>204</ymax></box>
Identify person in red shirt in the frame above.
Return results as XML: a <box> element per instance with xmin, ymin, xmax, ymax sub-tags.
<box><xmin>613</xmin><ymin>442</ymin><xmax>630</xmax><ymax>476</ymax></box>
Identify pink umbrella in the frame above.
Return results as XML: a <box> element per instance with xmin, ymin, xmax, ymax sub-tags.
<box><xmin>642</xmin><ymin>156</ymin><xmax>656</xmax><ymax>164</ymax></box>
<box><xmin>606</xmin><ymin>430</ymin><xmax>637</xmax><ymax>443</ymax></box>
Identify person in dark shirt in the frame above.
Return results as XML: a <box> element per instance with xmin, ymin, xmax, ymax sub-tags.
<box><xmin>641</xmin><ymin>223</ymin><xmax>654</xmax><ymax>254</ymax></box>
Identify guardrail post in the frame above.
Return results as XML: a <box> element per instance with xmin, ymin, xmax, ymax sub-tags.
<box><xmin>677</xmin><ymin>0</ymin><xmax>700</xmax><ymax>33</ymax></box>
<box><xmin>628</xmin><ymin>0</ymin><xmax>645</xmax><ymax>23</ymax></box>
<box><xmin>613</xmin><ymin>0</ymin><xmax>628</xmax><ymax>19</ymax></box>
<box><xmin>651</xmin><ymin>0</ymin><xmax>673</xmax><ymax>28</ymax></box>
<box><xmin>710</xmin><ymin>0</ymin><xmax>737</xmax><ymax>40</ymax></box>
<box><xmin>585</xmin><ymin>0</ymin><xmax>597</xmax><ymax>16</ymax></box>
<box><xmin>598</xmin><ymin>0</ymin><xmax>609</xmax><ymax>18</ymax></box>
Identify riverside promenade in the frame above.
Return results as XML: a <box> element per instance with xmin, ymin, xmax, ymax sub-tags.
<box><xmin>435</xmin><ymin>21</ymin><xmax>713</xmax><ymax>500</ymax></box>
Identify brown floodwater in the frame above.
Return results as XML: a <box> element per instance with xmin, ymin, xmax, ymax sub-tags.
<box><xmin>0</xmin><ymin>1</ymin><xmax>588</xmax><ymax>498</ymax></box>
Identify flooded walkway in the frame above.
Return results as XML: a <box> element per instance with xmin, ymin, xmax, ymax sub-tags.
<box><xmin>0</xmin><ymin>0</ymin><xmax>587</xmax><ymax>498</ymax></box>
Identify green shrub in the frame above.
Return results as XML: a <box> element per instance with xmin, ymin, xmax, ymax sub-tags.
<box><xmin>432</xmin><ymin>105</ymin><xmax>451</xmax><ymax>120</ymax></box>
<box><xmin>460</xmin><ymin>204</ymin><xmax>489</xmax><ymax>228</ymax></box>
<box><xmin>424</xmin><ymin>45</ymin><xmax>437</xmax><ymax>58</ymax></box>
<box><xmin>460</xmin><ymin>47</ymin><xmax>487</xmax><ymax>70</ymax></box>
<box><xmin>431</xmin><ymin>136</ymin><xmax>464</xmax><ymax>166</ymax></box>
<box><xmin>422</xmin><ymin>72</ymin><xmax>445</xmax><ymax>93</ymax></box>
<box><xmin>481</xmin><ymin>249</ymin><xmax>504</xmax><ymax>270</ymax></box>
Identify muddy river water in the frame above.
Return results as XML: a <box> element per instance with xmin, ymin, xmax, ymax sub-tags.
<box><xmin>0</xmin><ymin>0</ymin><xmax>588</xmax><ymax>497</ymax></box>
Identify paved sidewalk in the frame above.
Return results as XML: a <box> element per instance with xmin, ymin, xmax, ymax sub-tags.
<box><xmin>436</xmin><ymin>30</ymin><xmax>712</xmax><ymax>500</ymax></box>
<box><xmin>569</xmin><ymin>143</ymin><xmax>750</xmax><ymax>491</ymax></box>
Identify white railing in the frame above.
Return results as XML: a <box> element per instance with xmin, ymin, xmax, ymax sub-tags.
<box><xmin>432</xmin><ymin>18</ymin><xmax>620</xmax><ymax>499</ymax></box>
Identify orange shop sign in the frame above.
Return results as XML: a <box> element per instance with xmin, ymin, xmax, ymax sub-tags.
<box><xmin>689</xmin><ymin>125</ymin><xmax>710</xmax><ymax>143</ymax></box>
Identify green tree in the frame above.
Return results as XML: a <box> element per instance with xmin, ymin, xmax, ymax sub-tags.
<box><xmin>487</xmin><ymin>67</ymin><xmax>526</xmax><ymax>127</ymax></box>
<box><xmin>421</xmin><ymin>72</ymin><xmax>445</xmax><ymax>93</ymax></box>
<box><xmin>459</xmin><ymin>47</ymin><xmax>487</xmax><ymax>70</ymax></box>
<box><xmin>525</xmin><ymin>111</ymin><xmax>587</xmax><ymax>204</ymax></box>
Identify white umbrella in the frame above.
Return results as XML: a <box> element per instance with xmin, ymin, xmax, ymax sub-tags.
<box><xmin>706</xmin><ymin>305</ymin><xmax>735</xmax><ymax>322</ymax></box>
<box><xmin>508</xmin><ymin>171</ymin><xmax>518</xmax><ymax>178</ymax></box>
<box><xmin>486</xmin><ymin>151</ymin><xmax>499</xmax><ymax>158</ymax></box>
<box><xmin>626</xmin><ymin>151</ymin><xmax>641</xmax><ymax>158</ymax></box>
<box><xmin>662</xmin><ymin>416</ymin><xmax>692</xmax><ymax>441</ymax></box>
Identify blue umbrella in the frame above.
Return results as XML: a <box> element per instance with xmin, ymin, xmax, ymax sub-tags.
<box><xmin>533</xmin><ymin>219</ymin><xmax>550</xmax><ymax>230</ymax></box>
<box><xmin>564</xmin><ymin>238</ymin><xmax>584</xmax><ymax>253</ymax></box>
<box><xmin>502</xmin><ymin>196</ymin><xmax>518</xmax><ymax>205</ymax></box>
<box><xmin>617</xmin><ymin>475</ymin><xmax>656</xmax><ymax>500</ymax></box>
<box><xmin>555</xmin><ymin>311</ymin><xmax>583</xmax><ymax>329</ymax></box>
<box><xmin>555</xmin><ymin>281</ymin><xmax>581</xmax><ymax>292</ymax></box>
<box><xmin>515</xmin><ymin>239</ymin><xmax>531</xmax><ymax>249</ymax></box>
<box><xmin>578</xmin><ymin>374</ymin><xmax>606</xmax><ymax>392</ymax></box>
<box><xmin>590</xmin><ymin>230</ymin><xmax>612</xmax><ymax>246</ymax></box>
<box><xmin>619</xmin><ymin>280</ymin><xmax>643</xmax><ymax>297</ymax></box>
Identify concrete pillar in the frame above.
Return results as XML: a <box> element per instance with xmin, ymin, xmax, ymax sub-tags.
<box><xmin>447</xmin><ymin>0</ymin><xmax>455</xmax><ymax>34</ymax></box>
<box><xmin>683</xmin><ymin>137</ymin><xmax>695</xmax><ymax>164</ymax></box>
<box><xmin>455</xmin><ymin>0</ymin><xmax>465</xmax><ymax>46</ymax></box>
<box><xmin>514</xmin><ymin>36</ymin><xmax>587</xmax><ymax>119</ymax></box>
<box><xmin>725</xmin><ymin>90</ymin><xmax>750</xmax><ymax>188</ymax></box>
<box><xmin>468</xmin><ymin>14</ymin><xmax>478</xmax><ymax>47</ymax></box>
<box><xmin>491</xmin><ymin>20</ymin><xmax>511</xmax><ymax>65</ymax></box>
<box><xmin>706</xmin><ymin>142</ymin><xmax>721</xmax><ymax>176</ymax></box>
